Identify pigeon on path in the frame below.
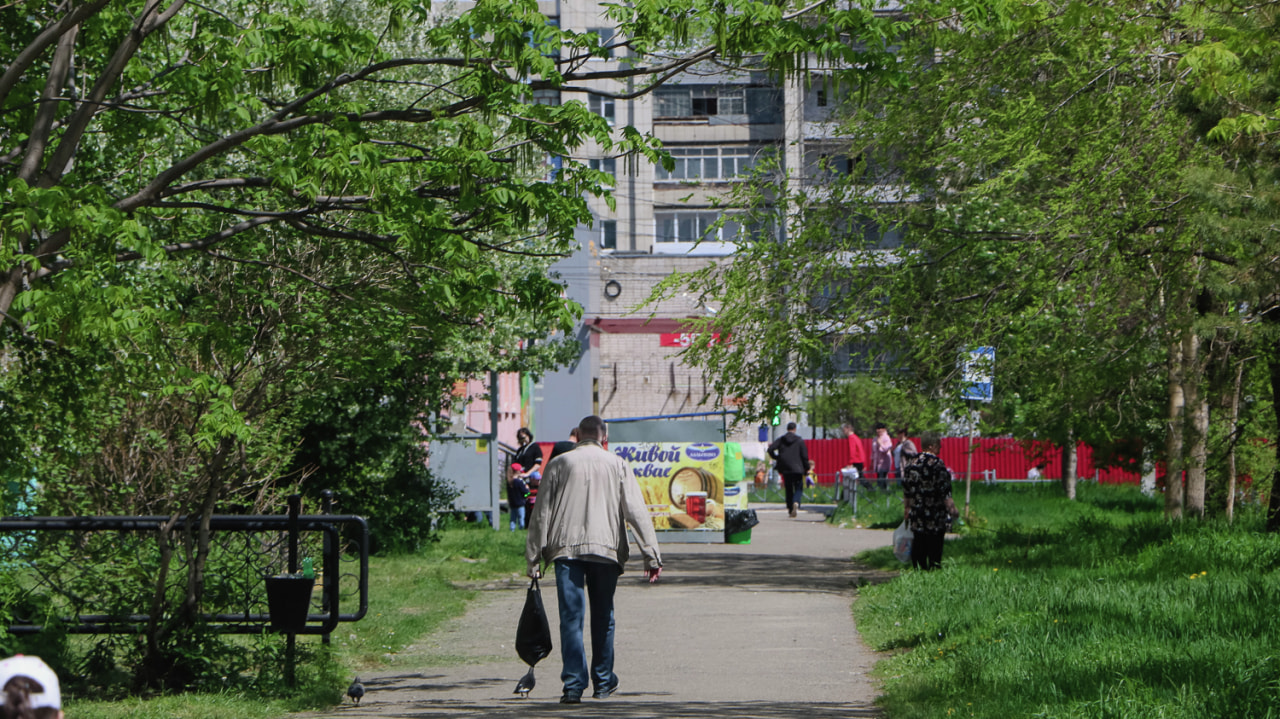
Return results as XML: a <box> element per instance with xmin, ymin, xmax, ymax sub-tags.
<box><xmin>513</xmin><ymin>666</ymin><xmax>536</xmax><ymax>697</ymax></box>
<box><xmin>347</xmin><ymin>677</ymin><xmax>365</xmax><ymax>705</ymax></box>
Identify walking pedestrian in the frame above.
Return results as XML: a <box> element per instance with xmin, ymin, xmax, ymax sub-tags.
<box><xmin>894</xmin><ymin>428</ymin><xmax>918</xmax><ymax>478</ymax></box>
<box><xmin>871</xmin><ymin>422</ymin><xmax>894</xmax><ymax>491</ymax></box>
<box><xmin>768</xmin><ymin>422</ymin><xmax>811</xmax><ymax>518</ymax></box>
<box><xmin>525</xmin><ymin>415</ymin><xmax>663</xmax><ymax>704</ymax></box>
<box><xmin>901</xmin><ymin>433</ymin><xmax>959</xmax><ymax>570</ymax></box>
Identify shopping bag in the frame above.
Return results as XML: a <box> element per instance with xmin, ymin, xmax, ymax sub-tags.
<box><xmin>892</xmin><ymin>521</ymin><xmax>914</xmax><ymax>564</ymax></box>
<box><xmin>515</xmin><ymin>577</ymin><xmax>553</xmax><ymax>666</ymax></box>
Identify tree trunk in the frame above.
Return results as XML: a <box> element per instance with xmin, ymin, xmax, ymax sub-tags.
<box><xmin>1166</xmin><ymin>334</ymin><xmax>1186</xmax><ymax>519</ymax></box>
<box><xmin>1226</xmin><ymin>360</ymin><xmax>1244</xmax><ymax>523</ymax></box>
<box><xmin>1184</xmin><ymin>329</ymin><xmax>1207</xmax><ymax>519</ymax></box>
<box><xmin>1061</xmin><ymin>430</ymin><xmax>1077</xmax><ymax>500</ymax></box>
<box><xmin>1268</xmin><ymin>341</ymin><xmax>1280</xmax><ymax>532</ymax></box>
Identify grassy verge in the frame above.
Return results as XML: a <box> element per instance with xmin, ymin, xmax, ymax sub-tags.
<box><xmin>853</xmin><ymin>482</ymin><xmax>1280</xmax><ymax>718</ymax></box>
<box><xmin>68</xmin><ymin>517</ymin><xmax>528</xmax><ymax>719</ymax></box>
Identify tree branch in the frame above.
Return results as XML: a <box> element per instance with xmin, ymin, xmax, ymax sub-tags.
<box><xmin>0</xmin><ymin>0</ymin><xmax>112</xmax><ymax>109</ymax></box>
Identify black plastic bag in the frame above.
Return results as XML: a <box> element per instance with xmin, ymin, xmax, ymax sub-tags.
<box><xmin>515</xmin><ymin>577</ymin><xmax>553</xmax><ymax>666</ymax></box>
<box><xmin>725</xmin><ymin>508</ymin><xmax>760</xmax><ymax>534</ymax></box>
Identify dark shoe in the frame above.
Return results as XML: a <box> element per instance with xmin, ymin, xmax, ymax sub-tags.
<box><xmin>560</xmin><ymin>691</ymin><xmax>582</xmax><ymax>704</ymax></box>
<box><xmin>593</xmin><ymin>678</ymin><xmax>618</xmax><ymax>699</ymax></box>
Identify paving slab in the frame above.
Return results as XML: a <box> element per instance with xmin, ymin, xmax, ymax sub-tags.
<box><xmin>298</xmin><ymin>504</ymin><xmax>896</xmax><ymax>719</ymax></box>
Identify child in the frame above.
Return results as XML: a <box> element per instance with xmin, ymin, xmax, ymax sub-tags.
<box><xmin>512</xmin><ymin>463</ymin><xmax>542</xmax><ymax>512</ymax></box>
<box><xmin>508</xmin><ymin>465</ymin><xmax>529</xmax><ymax>531</ymax></box>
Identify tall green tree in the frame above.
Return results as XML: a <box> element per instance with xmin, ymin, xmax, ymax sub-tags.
<box><xmin>661</xmin><ymin>0</ymin><xmax>1276</xmax><ymax>520</ymax></box>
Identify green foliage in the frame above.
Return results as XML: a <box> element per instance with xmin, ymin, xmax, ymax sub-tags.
<box><xmin>808</xmin><ymin>375</ymin><xmax>942</xmax><ymax>435</ymax></box>
<box><xmin>855</xmin><ymin>483</ymin><xmax>1280</xmax><ymax>718</ymax></box>
<box><xmin>658</xmin><ymin>0</ymin><xmax>1280</xmax><ymax>525</ymax></box>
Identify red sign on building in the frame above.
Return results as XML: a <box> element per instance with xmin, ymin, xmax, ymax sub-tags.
<box><xmin>659</xmin><ymin>332</ymin><xmax>727</xmax><ymax>347</ymax></box>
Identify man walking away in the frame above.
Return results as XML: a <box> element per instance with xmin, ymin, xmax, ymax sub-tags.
<box><xmin>526</xmin><ymin>415</ymin><xmax>663</xmax><ymax>704</ymax></box>
<box><xmin>768</xmin><ymin>422</ymin><xmax>811</xmax><ymax>518</ymax></box>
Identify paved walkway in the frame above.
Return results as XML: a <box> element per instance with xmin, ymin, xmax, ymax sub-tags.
<box><xmin>301</xmin><ymin>504</ymin><xmax>896</xmax><ymax>719</ymax></box>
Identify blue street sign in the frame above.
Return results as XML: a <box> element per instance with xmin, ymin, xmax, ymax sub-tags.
<box><xmin>961</xmin><ymin>347</ymin><xmax>995</xmax><ymax>402</ymax></box>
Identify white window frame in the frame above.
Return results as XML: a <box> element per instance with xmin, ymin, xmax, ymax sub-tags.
<box><xmin>652</xmin><ymin>210</ymin><xmax>749</xmax><ymax>255</ymax></box>
<box><xmin>588</xmin><ymin>93</ymin><xmax>616</xmax><ymax>126</ymax></box>
<box><xmin>655</xmin><ymin>146</ymin><xmax>758</xmax><ymax>182</ymax></box>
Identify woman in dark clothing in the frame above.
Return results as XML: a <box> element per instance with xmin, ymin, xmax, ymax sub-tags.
<box><xmin>511</xmin><ymin>427</ymin><xmax>544</xmax><ymax>507</ymax></box>
<box><xmin>901</xmin><ymin>434</ymin><xmax>959</xmax><ymax>570</ymax></box>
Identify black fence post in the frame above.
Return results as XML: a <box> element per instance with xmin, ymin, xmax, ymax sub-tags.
<box><xmin>286</xmin><ymin>494</ymin><xmax>301</xmax><ymax>687</ymax></box>
<box><xmin>320</xmin><ymin>490</ymin><xmax>333</xmax><ymax>646</ymax></box>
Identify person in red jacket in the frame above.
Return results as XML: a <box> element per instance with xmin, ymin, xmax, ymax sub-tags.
<box><xmin>842</xmin><ymin>424</ymin><xmax>870</xmax><ymax>491</ymax></box>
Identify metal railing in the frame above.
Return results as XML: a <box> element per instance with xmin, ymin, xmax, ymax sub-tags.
<box><xmin>1</xmin><ymin>493</ymin><xmax>369</xmax><ymax>637</ymax></box>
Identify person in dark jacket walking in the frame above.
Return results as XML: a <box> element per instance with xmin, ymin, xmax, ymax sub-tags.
<box><xmin>768</xmin><ymin>422</ymin><xmax>811</xmax><ymax>518</ymax></box>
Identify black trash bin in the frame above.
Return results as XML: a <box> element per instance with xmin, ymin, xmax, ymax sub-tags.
<box><xmin>265</xmin><ymin>575</ymin><xmax>315</xmax><ymax>631</ymax></box>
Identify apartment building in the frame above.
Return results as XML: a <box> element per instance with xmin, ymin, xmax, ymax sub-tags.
<box><xmin>428</xmin><ymin>1</ymin><xmax>902</xmax><ymax>450</ymax></box>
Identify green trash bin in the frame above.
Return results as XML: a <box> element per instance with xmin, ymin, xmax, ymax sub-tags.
<box><xmin>724</xmin><ymin>508</ymin><xmax>759</xmax><ymax>544</ymax></box>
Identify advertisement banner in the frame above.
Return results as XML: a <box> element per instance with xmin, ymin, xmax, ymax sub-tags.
<box><xmin>613</xmin><ymin>442</ymin><xmax>726</xmax><ymax>532</ymax></box>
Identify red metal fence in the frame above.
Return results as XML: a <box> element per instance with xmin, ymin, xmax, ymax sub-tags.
<box><xmin>798</xmin><ymin>437</ymin><xmax>1142</xmax><ymax>484</ymax></box>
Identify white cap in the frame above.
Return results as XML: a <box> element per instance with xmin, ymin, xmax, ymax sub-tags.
<box><xmin>0</xmin><ymin>655</ymin><xmax>61</xmax><ymax>709</ymax></box>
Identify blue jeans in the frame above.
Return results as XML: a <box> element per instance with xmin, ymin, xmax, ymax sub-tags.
<box><xmin>509</xmin><ymin>505</ymin><xmax>525</xmax><ymax>531</ymax></box>
<box><xmin>554</xmin><ymin>558</ymin><xmax>620</xmax><ymax>695</ymax></box>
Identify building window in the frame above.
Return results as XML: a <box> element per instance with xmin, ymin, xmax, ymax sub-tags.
<box><xmin>531</xmin><ymin>89</ymin><xmax>561</xmax><ymax>106</ymax></box>
<box><xmin>816</xmin><ymin>88</ymin><xmax>827</xmax><ymax>107</ymax></box>
<box><xmin>655</xmin><ymin>211</ymin><xmax>745</xmax><ymax>244</ymax></box>
<box><xmin>588</xmin><ymin>157</ymin><xmax>616</xmax><ymax>185</ymax></box>
<box><xmin>586</xmin><ymin>27</ymin><xmax>615</xmax><ymax>59</ymax></box>
<box><xmin>588</xmin><ymin>93</ymin><xmax>615</xmax><ymax>126</ymax></box>
<box><xmin>655</xmin><ymin>146</ymin><xmax>758</xmax><ymax>181</ymax></box>
<box><xmin>600</xmin><ymin>220</ymin><xmax>617</xmax><ymax>249</ymax></box>
<box><xmin>655</xmin><ymin>89</ymin><xmax>691</xmax><ymax>118</ymax></box>
<box><xmin>654</xmin><ymin>86</ymin><xmax>750</xmax><ymax>119</ymax></box>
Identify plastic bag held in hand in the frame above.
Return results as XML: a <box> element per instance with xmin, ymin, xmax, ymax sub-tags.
<box><xmin>893</xmin><ymin>521</ymin><xmax>914</xmax><ymax>564</ymax></box>
<box><xmin>515</xmin><ymin>578</ymin><xmax>553</xmax><ymax>666</ymax></box>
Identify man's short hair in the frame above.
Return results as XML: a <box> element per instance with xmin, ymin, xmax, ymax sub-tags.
<box><xmin>786</xmin><ymin>422</ymin><xmax>797</xmax><ymax>431</ymax></box>
<box><xmin>578</xmin><ymin>415</ymin><xmax>607</xmax><ymax>439</ymax></box>
<box><xmin>569</xmin><ymin>427</ymin><xmax>579</xmax><ymax>439</ymax></box>
<box><xmin>920</xmin><ymin>432</ymin><xmax>941</xmax><ymax>452</ymax></box>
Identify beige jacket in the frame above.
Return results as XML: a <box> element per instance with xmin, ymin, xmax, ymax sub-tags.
<box><xmin>525</xmin><ymin>440</ymin><xmax>662</xmax><ymax>575</ymax></box>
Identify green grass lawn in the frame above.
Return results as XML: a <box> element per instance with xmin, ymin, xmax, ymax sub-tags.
<box><xmin>68</xmin><ymin>517</ymin><xmax>529</xmax><ymax>719</ymax></box>
<box><xmin>853</xmin><ymin>482</ymin><xmax>1280</xmax><ymax>718</ymax></box>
